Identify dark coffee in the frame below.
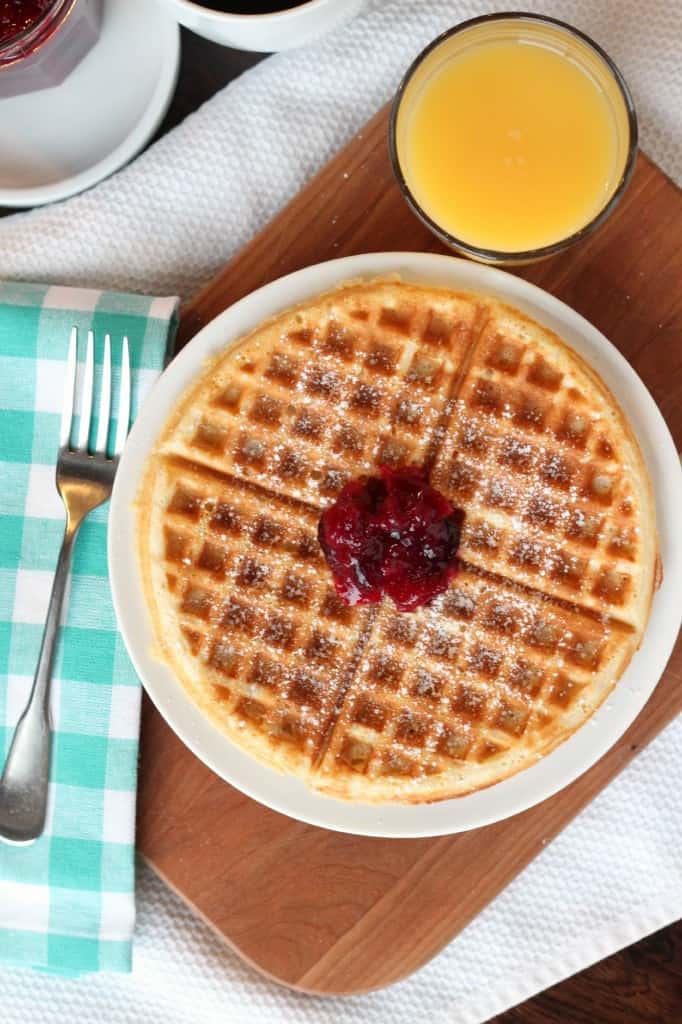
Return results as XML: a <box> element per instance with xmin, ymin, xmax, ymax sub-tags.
<box><xmin>198</xmin><ymin>1</ymin><xmax>309</xmax><ymax>12</ymax></box>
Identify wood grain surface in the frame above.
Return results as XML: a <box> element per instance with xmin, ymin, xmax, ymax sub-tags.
<box><xmin>137</xmin><ymin>102</ymin><xmax>682</xmax><ymax>999</ymax></box>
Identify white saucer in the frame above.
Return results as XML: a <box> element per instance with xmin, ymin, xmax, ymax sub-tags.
<box><xmin>0</xmin><ymin>0</ymin><xmax>180</xmax><ymax>207</ymax></box>
<box><xmin>109</xmin><ymin>253</ymin><xmax>682</xmax><ymax>838</ymax></box>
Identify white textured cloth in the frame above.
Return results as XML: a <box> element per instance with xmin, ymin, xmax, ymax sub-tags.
<box><xmin>0</xmin><ymin>1</ymin><xmax>680</xmax><ymax>1020</ymax></box>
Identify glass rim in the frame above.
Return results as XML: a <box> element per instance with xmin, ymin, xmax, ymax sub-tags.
<box><xmin>388</xmin><ymin>11</ymin><xmax>639</xmax><ymax>264</ymax></box>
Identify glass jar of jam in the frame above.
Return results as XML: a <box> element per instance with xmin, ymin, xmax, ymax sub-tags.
<box><xmin>0</xmin><ymin>0</ymin><xmax>102</xmax><ymax>99</ymax></box>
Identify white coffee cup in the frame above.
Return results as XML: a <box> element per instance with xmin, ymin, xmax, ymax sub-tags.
<box><xmin>159</xmin><ymin>0</ymin><xmax>368</xmax><ymax>52</ymax></box>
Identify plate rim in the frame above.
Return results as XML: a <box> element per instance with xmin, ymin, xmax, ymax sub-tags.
<box><xmin>109</xmin><ymin>251</ymin><xmax>682</xmax><ymax>838</ymax></box>
<box><xmin>0</xmin><ymin>0</ymin><xmax>180</xmax><ymax>208</ymax></box>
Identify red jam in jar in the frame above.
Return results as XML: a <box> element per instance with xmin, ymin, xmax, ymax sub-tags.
<box><xmin>0</xmin><ymin>0</ymin><xmax>101</xmax><ymax>99</ymax></box>
<box><xmin>0</xmin><ymin>1</ymin><xmax>55</xmax><ymax>45</ymax></box>
<box><xmin>318</xmin><ymin>465</ymin><xmax>464</xmax><ymax>612</ymax></box>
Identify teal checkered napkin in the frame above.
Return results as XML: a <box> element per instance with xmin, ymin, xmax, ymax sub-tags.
<box><xmin>0</xmin><ymin>282</ymin><xmax>179</xmax><ymax>975</ymax></box>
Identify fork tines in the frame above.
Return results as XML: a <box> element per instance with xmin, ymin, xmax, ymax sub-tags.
<box><xmin>61</xmin><ymin>328</ymin><xmax>130</xmax><ymax>459</ymax></box>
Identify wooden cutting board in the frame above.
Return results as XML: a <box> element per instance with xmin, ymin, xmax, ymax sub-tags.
<box><xmin>136</xmin><ymin>105</ymin><xmax>682</xmax><ymax>995</ymax></box>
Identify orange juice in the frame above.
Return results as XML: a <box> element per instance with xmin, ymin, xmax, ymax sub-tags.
<box><xmin>394</xmin><ymin>18</ymin><xmax>634</xmax><ymax>256</ymax></box>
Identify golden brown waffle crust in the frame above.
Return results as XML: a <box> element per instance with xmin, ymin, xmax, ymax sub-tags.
<box><xmin>457</xmin><ymin>295</ymin><xmax>659</xmax><ymax>636</ymax></box>
<box><xmin>137</xmin><ymin>277</ymin><xmax>660</xmax><ymax>805</ymax></box>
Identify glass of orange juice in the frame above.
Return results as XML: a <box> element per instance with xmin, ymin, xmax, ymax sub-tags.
<box><xmin>389</xmin><ymin>13</ymin><xmax>637</xmax><ymax>264</ymax></box>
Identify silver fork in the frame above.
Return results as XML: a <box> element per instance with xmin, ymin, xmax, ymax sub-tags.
<box><xmin>0</xmin><ymin>328</ymin><xmax>131</xmax><ymax>845</ymax></box>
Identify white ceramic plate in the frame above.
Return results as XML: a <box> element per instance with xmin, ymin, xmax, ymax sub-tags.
<box><xmin>0</xmin><ymin>0</ymin><xmax>180</xmax><ymax>208</ymax></box>
<box><xmin>109</xmin><ymin>253</ymin><xmax>682</xmax><ymax>838</ymax></box>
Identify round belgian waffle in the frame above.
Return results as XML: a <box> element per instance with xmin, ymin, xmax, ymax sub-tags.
<box><xmin>137</xmin><ymin>279</ymin><xmax>658</xmax><ymax>803</ymax></box>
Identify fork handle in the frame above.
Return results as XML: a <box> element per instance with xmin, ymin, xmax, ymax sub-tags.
<box><xmin>0</xmin><ymin>521</ymin><xmax>79</xmax><ymax>844</ymax></box>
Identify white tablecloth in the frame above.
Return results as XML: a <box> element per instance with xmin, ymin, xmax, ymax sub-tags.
<box><xmin>1</xmin><ymin>2</ymin><xmax>681</xmax><ymax>1021</ymax></box>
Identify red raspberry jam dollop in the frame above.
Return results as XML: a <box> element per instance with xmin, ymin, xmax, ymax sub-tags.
<box><xmin>318</xmin><ymin>465</ymin><xmax>464</xmax><ymax>612</ymax></box>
